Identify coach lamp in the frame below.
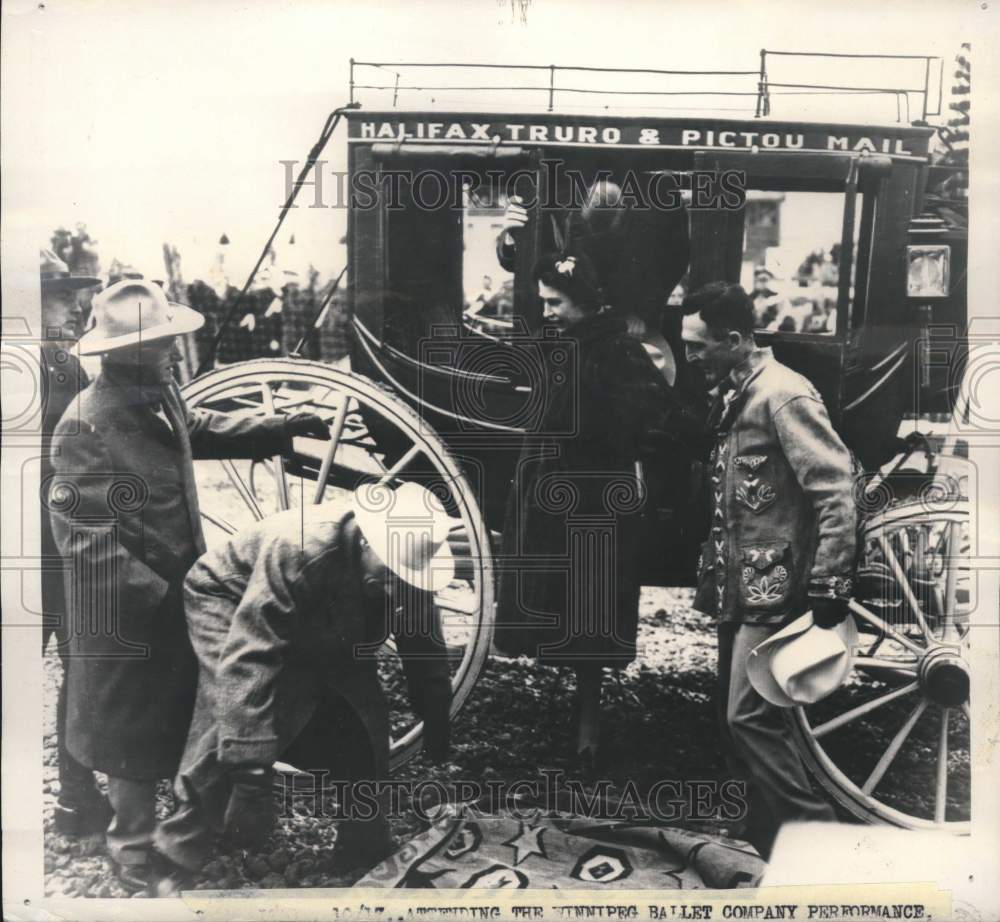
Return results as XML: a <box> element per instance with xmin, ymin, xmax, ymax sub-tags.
<box><xmin>906</xmin><ymin>214</ymin><xmax>951</xmax><ymax>393</ymax></box>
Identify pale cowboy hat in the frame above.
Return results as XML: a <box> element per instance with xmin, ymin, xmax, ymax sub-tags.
<box><xmin>747</xmin><ymin>612</ymin><xmax>859</xmax><ymax>708</ymax></box>
<box><xmin>78</xmin><ymin>279</ymin><xmax>204</xmax><ymax>355</ymax></box>
<box><xmin>351</xmin><ymin>481</ymin><xmax>456</xmax><ymax>592</ymax></box>
<box><xmin>40</xmin><ymin>248</ymin><xmax>100</xmax><ymax>292</ymax></box>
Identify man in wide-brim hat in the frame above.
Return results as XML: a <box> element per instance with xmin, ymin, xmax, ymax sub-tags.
<box><xmin>39</xmin><ymin>247</ymin><xmax>100</xmax><ymax>339</ymax></box>
<box><xmin>48</xmin><ymin>278</ymin><xmax>331</xmax><ymax>891</ymax></box>
<box><xmin>151</xmin><ymin>482</ymin><xmax>456</xmax><ymax>894</ymax></box>
<box><xmin>37</xmin><ymin>249</ymin><xmax>112</xmax><ymax>836</ymax></box>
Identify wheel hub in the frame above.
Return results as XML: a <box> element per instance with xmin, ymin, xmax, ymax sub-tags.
<box><xmin>919</xmin><ymin>645</ymin><xmax>970</xmax><ymax>707</ymax></box>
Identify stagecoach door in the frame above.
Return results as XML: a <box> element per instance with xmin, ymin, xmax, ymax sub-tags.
<box><xmin>348</xmin><ymin>142</ymin><xmax>550</xmax><ymax>527</ymax></box>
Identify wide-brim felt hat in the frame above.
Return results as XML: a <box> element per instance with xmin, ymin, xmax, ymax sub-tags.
<box><xmin>78</xmin><ymin>279</ymin><xmax>204</xmax><ymax>355</ymax></box>
<box><xmin>352</xmin><ymin>481</ymin><xmax>456</xmax><ymax>592</ymax></box>
<box><xmin>40</xmin><ymin>248</ymin><xmax>100</xmax><ymax>291</ymax></box>
<box><xmin>747</xmin><ymin>612</ymin><xmax>858</xmax><ymax>708</ymax></box>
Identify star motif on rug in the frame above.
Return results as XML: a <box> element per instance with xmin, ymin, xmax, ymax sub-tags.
<box><xmin>503</xmin><ymin>820</ymin><xmax>548</xmax><ymax>866</ymax></box>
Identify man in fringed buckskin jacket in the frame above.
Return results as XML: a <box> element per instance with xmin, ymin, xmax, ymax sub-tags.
<box><xmin>681</xmin><ymin>282</ymin><xmax>857</xmax><ymax>859</ymax></box>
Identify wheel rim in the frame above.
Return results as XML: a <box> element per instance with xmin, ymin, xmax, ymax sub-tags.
<box><xmin>792</xmin><ymin>500</ymin><xmax>971</xmax><ymax>832</ymax></box>
<box><xmin>182</xmin><ymin>358</ymin><xmax>495</xmax><ymax>770</ymax></box>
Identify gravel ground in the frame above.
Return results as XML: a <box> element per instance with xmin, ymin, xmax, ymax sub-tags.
<box><xmin>41</xmin><ymin>587</ymin><xmax>719</xmax><ymax>897</ymax></box>
<box><xmin>42</xmin><ymin>586</ymin><xmax>969</xmax><ymax>896</ymax></box>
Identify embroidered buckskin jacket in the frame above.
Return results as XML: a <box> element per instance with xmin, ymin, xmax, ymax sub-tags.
<box><xmin>693</xmin><ymin>348</ymin><xmax>857</xmax><ymax>624</ymax></box>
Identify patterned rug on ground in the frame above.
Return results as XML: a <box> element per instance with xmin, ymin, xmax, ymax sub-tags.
<box><xmin>359</xmin><ymin>810</ymin><xmax>764</xmax><ymax>890</ymax></box>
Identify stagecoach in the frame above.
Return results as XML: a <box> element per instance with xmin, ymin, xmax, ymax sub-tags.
<box><xmin>181</xmin><ymin>53</ymin><xmax>971</xmax><ymax>834</ymax></box>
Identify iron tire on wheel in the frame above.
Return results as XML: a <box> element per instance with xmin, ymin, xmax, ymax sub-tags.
<box><xmin>181</xmin><ymin>358</ymin><xmax>495</xmax><ymax>771</ymax></box>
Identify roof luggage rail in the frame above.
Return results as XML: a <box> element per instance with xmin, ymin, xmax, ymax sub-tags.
<box><xmin>348</xmin><ymin>52</ymin><xmax>944</xmax><ymax>125</ymax></box>
<box><xmin>755</xmin><ymin>49</ymin><xmax>944</xmax><ymax>122</ymax></box>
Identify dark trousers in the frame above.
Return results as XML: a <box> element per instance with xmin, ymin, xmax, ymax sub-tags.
<box><xmin>43</xmin><ymin>622</ymin><xmax>100</xmax><ymax>805</ymax></box>
<box><xmin>156</xmin><ymin>692</ymin><xmax>392</xmax><ymax>871</ymax></box>
<box><xmin>105</xmin><ymin>778</ymin><xmax>158</xmax><ymax>863</ymax></box>
<box><xmin>717</xmin><ymin>622</ymin><xmax>836</xmax><ymax>859</ymax></box>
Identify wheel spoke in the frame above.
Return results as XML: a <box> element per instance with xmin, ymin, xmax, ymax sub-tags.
<box><xmin>260</xmin><ymin>382</ymin><xmax>291</xmax><ymax>510</ymax></box>
<box><xmin>930</xmin><ymin>524</ymin><xmax>949</xmax><ymax>579</ymax></box>
<box><xmin>862</xmin><ymin>699</ymin><xmax>928</xmax><ymax>794</ymax></box>
<box><xmin>375</xmin><ymin>444</ymin><xmax>423</xmax><ymax>487</ymax></box>
<box><xmin>935</xmin><ymin>708</ymin><xmax>950</xmax><ymax>823</ymax></box>
<box><xmin>313</xmin><ymin>394</ymin><xmax>352</xmax><ymax>504</ymax></box>
<box><xmin>878</xmin><ymin>535</ymin><xmax>934</xmax><ymax>642</ymax></box>
<box><xmin>943</xmin><ymin>521</ymin><xmax>959</xmax><ymax>636</ymax></box>
<box><xmin>201</xmin><ymin>510</ymin><xmax>237</xmax><ymax>535</ymax></box>
<box><xmin>855</xmin><ymin>656</ymin><xmax>919</xmax><ymax>674</ymax></box>
<box><xmin>270</xmin><ymin>392</ymin><xmax>325</xmax><ymax>412</ymax></box>
<box><xmin>848</xmin><ymin>599</ymin><xmax>926</xmax><ymax>655</ymax></box>
<box><xmin>812</xmin><ymin>681</ymin><xmax>919</xmax><ymax>739</ymax></box>
<box><xmin>226</xmin><ymin>395</ymin><xmax>268</xmax><ymax>412</ymax></box>
<box><xmin>863</xmin><ymin>632</ymin><xmax>886</xmax><ymax>657</ymax></box>
<box><xmin>220</xmin><ymin>459</ymin><xmax>265</xmax><ymax>521</ymax></box>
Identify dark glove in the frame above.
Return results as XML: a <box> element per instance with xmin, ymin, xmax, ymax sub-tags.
<box><xmin>284</xmin><ymin>412</ymin><xmax>330</xmax><ymax>440</ymax></box>
<box><xmin>223</xmin><ymin>765</ymin><xmax>275</xmax><ymax>849</ymax></box>
<box><xmin>811</xmin><ymin>597</ymin><xmax>849</xmax><ymax>629</ymax></box>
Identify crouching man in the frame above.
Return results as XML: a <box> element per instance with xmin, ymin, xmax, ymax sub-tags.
<box><xmin>151</xmin><ymin>482</ymin><xmax>455</xmax><ymax>893</ymax></box>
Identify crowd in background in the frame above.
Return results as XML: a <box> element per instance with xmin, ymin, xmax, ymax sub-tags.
<box><xmin>47</xmin><ymin>225</ymin><xmax>350</xmax><ymax>377</ymax></box>
<box><xmin>749</xmin><ymin>250</ymin><xmax>841</xmax><ymax>335</ymax></box>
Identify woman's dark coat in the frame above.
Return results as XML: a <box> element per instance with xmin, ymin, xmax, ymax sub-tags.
<box><xmin>495</xmin><ymin>312</ymin><xmax>701</xmax><ymax>668</ymax></box>
<box><xmin>48</xmin><ymin>364</ymin><xmax>290</xmax><ymax>779</ymax></box>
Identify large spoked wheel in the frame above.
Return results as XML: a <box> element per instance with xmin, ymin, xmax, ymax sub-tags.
<box><xmin>791</xmin><ymin>498</ymin><xmax>971</xmax><ymax>832</ymax></box>
<box><xmin>181</xmin><ymin>359</ymin><xmax>495</xmax><ymax>771</ymax></box>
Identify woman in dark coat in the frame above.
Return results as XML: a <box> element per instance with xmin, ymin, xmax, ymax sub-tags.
<box><xmin>495</xmin><ymin>252</ymin><xmax>699</xmax><ymax>766</ymax></box>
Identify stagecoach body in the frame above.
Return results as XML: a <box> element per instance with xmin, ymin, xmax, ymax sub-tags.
<box><xmin>183</xmin><ymin>60</ymin><xmax>971</xmax><ymax>833</ymax></box>
<box><xmin>345</xmin><ymin>110</ymin><xmax>965</xmax><ymax>491</ymax></box>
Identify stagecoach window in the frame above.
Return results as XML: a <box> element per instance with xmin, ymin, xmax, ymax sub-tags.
<box><xmin>742</xmin><ymin>190</ymin><xmax>866</xmax><ymax>336</ymax></box>
<box><xmin>383</xmin><ymin>173</ymin><xmax>465</xmax><ymax>353</ymax></box>
<box><xmin>462</xmin><ymin>185</ymin><xmax>515</xmax><ymax>337</ymax></box>
<box><xmin>381</xmin><ymin>172</ymin><xmax>517</xmax><ymax>354</ymax></box>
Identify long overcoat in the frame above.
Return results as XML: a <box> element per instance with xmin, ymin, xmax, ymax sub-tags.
<box><xmin>40</xmin><ymin>343</ymin><xmax>90</xmax><ymax>636</ymax></box>
<box><xmin>495</xmin><ymin>312</ymin><xmax>700</xmax><ymax>668</ymax></box>
<box><xmin>48</xmin><ymin>363</ymin><xmax>290</xmax><ymax>778</ymax></box>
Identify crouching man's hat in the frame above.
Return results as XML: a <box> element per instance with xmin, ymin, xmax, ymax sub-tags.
<box><xmin>78</xmin><ymin>279</ymin><xmax>204</xmax><ymax>355</ymax></box>
<box><xmin>747</xmin><ymin>612</ymin><xmax>858</xmax><ymax>708</ymax></box>
<box><xmin>352</xmin><ymin>482</ymin><xmax>456</xmax><ymax>592</ymax></box>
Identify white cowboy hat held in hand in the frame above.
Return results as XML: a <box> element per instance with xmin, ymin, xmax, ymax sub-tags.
<box><xmin>351</xmin><ymin>482</ymin><xmax>456</xmax><ymax>592</ymax></box>
<box><xmin>78</xmin><ymin>279</ymin><xmax>204</xmax><ymax>355</ymax></box>
<box><xmin>747</xmin><ymin>612</ymin><xmax>859</xmax><ymax>708</ymax></box>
